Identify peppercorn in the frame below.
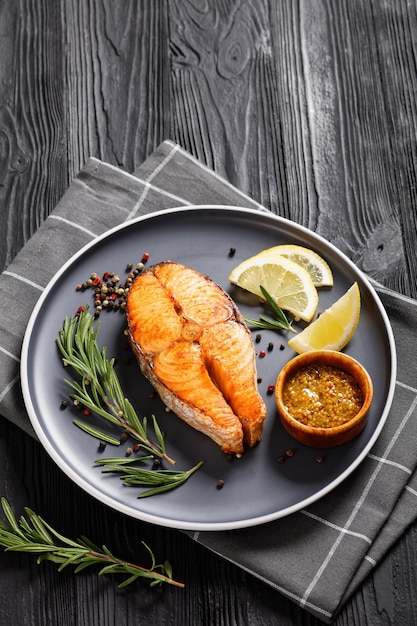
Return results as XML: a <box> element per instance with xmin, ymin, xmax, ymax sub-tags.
<box><xmin>228</xmin><ymin>248</ymin><xmax>236</xmax><ymax>257</ymax></box>
<box><xmin>259</xmin><ymin>350</ymin><xmax>266</xmax><ymax>358</ymax></box>
<box><xmin>267</xmin><ymin>385</ymin><xmax>275</xmax><ymax>395</ymax></box>
<box><xmin>216</xmin><ymin>479</ymin><xmax>225</xmax><ymax>490</ymax></box>
<box><xmin>268</xmin><ymin>342</ymin><xmax>274</xmax><ymax>352</ymax></box>
<box><xmin>285</xmin><ymin>449</ymin><xmax>294</xmax><ymax>457</ymax></box>
<box><xmin>255</xmin><ymin>334</ymin><xmax>262</xmax><ymax>343</ymax></box>
<box><xmin>60</xmin><ymin>399</ymin><xmax>69</xmax><ymax>410</ymax></box>
<box><xmin>98</xmin><ymin>441</ymin><xmax>106</xmax><ymax>452</ymax></box>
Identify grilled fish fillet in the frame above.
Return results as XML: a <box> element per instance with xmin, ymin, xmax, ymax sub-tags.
<box><xmin>126</xmin><ymin>262</ymin><xmax>267</xmax><ymax>454</ymax></box>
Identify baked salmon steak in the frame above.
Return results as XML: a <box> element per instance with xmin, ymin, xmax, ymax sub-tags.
<box><xmin>126</xmin><ymin>261</ymin><xmax>267</xmax><ymax>455</ymax></box>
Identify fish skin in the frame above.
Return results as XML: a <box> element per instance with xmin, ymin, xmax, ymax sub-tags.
<box><xmin>126</xmin><ymin>262</ymin><xmax>266</xmax><ymax>454</ymax></box>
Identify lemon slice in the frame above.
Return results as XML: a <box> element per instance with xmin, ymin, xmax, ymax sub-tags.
<box><xmin>228</xmin><ymin>255</ymin><xmax>318</xmax><ymax>322</ymax></box>
<box><xmin>255</xmin><ymin>244</ymin><xmax>333</xmax><ymax>287</ymax></box>
<box><xmin>288</xmin><ymin>282</ymin><xmax>361</xmax><ymax>353</ymax></box>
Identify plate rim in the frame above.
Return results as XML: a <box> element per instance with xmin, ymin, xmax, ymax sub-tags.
<box><xmin>20</xmin><ymin>205</ymin><xmax>397</xmax><ymax>531</ymax></box>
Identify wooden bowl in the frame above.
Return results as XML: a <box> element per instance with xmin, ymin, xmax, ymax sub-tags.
<box><xmin>275</xmin><ymin>350</ymin><xmax>373</xmax><ymax>447</ymax></box>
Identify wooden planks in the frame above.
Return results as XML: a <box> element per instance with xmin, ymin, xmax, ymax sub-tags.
<box><xmin>63</xmin><ymin>0</ymin><xmax>171</xmax><ymax>175</ymax></box>
<box><xmin>168</xmin><ymin>0</ymin><xmax>417</xmax><ymax>293</ymax></box>
<box><xmin>1</xmin><ymin>0</ymin><xmax>416</xmax><ymax>293</ymax></box>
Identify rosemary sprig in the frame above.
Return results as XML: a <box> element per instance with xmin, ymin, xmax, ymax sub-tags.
<box><xmin>56</xmin><ymin>309</ymin><xmax>175</xmax><ymax>465</ymax></box>
<box><xmin>245</xmin><ymin>285</ymin><xmax>296</xmax><ymax>333</ymax></box>
<box><xmin>95</xmin><ymin>458</ymin><xmax>205</xmax><ymax>498</ymax></box>
<box><xmin>0</xmin><ymin>498</ymin><xmax>184</xmax><ymax>588</ymax></box>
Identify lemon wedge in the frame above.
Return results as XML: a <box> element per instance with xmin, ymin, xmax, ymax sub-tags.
<box><xmin>255</xmin><ymin>244</ymin><xmax>333</xmax><ymax>287</ymax></box>
<box><xmin>228</xmin><ymin>255</ymin><xmax>318</xmax><ymax>322</ymax></box>
<box><xmin>288</xmin><ymin>282</ymin><xmax>361</xmax><ymax>353</ymax></box>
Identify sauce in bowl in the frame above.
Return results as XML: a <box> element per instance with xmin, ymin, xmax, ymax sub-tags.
<box><xmin>275</xmin><ymin>350</ymin><xmax>373</xmax><ymax>447</ymax></box>
<box><xmin>282</xmin><ymin>363</ymin><xmax>364</xmax><ymax>428</ymax></box>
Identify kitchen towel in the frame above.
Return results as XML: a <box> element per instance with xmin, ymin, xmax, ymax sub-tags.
<box><xmin>1</xmin><ymin>140</ymin><xmax>416</xmax><ymax>622</ymax></box>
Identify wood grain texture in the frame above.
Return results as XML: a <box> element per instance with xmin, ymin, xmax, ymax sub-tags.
<box><xmin>168</xmin><ymin>0</ymin><xmax>417</xmax><ymax>294</ymax></box>
<box><xmin>1</xmin><ymin>0</ymin><xmax>417</xmax><ymax>624</ymax></box>
<box><xmin>63</xmin><ymin>0</ymin><xmax>171</xmax><ymax>176</ymax></box>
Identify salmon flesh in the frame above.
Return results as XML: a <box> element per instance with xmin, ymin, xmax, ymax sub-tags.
<box><xmin>126</xmin><ymin>262</ymin><xmax>267</xmax><ymax>454</ymax></box>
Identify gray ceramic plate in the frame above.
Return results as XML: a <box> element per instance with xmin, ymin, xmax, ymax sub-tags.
<box><xmin>21</xmin><ymin>206</ymin><xmax>396</xmax><ymax>531</ymax></box>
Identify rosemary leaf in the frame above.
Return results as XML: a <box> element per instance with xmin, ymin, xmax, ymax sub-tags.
<box><xmin>72</xmin><ymin>420</ymin><xmax>122</xmax><ymax>446</ymax></box>
<box><xmin>94</xmin><ymin>456</ymin><xmax>153</xmax><ymax>466</ymax></box>
<box><xmin>0</xmin><ymin>498</ymin><xmax>184</xmax><ymax>588</ymax></box>
<box><xmin>244</xmin><ymin>316</ymin><xmax>289</xmax><ymax>331</ymax></box>
<box><xmin>95</xmin><ymin>458</ymin><xmax>204</xmax><ymax>498</ymax></box>
<box><xmin>151</xmin><ymin>414</ymin><xmax>166</xmax><ymax>454</ymax></box>
<box><xmin>244</xmin><ymin>285</ymin><xmax>296</xmax><ymax>334</ymax></box>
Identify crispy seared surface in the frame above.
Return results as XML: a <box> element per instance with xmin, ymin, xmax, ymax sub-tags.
<box><xmin>126</xmin><ymin>262</ymin><xmax>266</xmax><ymax>454</ymax></box>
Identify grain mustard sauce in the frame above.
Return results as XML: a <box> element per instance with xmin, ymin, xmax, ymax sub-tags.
<box><xmin>282</xmin><ymin>363</ymin><xmax>364</xmax><ymax>428</ymax></box>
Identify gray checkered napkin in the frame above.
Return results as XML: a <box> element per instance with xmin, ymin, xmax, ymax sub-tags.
<box><xmin>1</xmin><ymin>141</ymin><xmax>416</xmax><ymax>622</ymax></box>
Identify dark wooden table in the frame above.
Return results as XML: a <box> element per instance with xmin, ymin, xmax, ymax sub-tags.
<box><xmin>1</xmin><ymin>2</ymin><xmax>417</xmax><ymax>624</ymax></box>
